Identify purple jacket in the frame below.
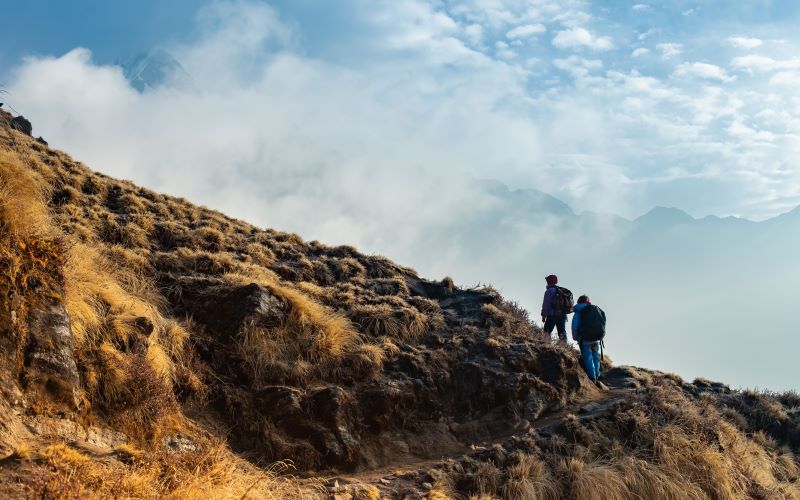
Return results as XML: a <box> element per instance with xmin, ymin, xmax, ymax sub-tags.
<box><xmin>541</xmin><ymin>285</ymin><xmax>558</xmax><ymax>317</ymax></box>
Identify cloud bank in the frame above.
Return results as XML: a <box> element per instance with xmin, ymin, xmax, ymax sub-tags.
<box><xmin>5</xmin><ymin>0</ymin><xmax>800</xmax><ymax>390</ymax></box>
<box><xmin>9</xmin><ymin>0</ymin><xmax>800</xmax><ymax>221</ymax></box>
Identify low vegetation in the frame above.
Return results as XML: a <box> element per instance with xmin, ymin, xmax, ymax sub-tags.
<box><xmin>1</xmin><ymin>111</ymin><xmax>798</xmax><ymax>498</ymax></box>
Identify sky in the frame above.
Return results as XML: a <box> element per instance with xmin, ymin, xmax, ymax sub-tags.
<box><xmin>2</xmin><ymin>1</ymin><xmax>799</xmax><ymax>389</ymax></box>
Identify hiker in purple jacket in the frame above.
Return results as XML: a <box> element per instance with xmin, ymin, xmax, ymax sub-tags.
<box><xmin>541</xmin><ymin>274</ymin><xmax>570</xmax><ymax>343</ymax></box>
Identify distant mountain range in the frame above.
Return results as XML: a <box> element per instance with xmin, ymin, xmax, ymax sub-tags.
<box><xmin>415</xmin><ymin>180</ymin><xmax>799</xmax><ymax>390</ymax></box>
<box><xmin>120</xmin><ymin>50</ymin><xmax>193</xmax><ymax>91</ymax></box>
<box><xmin>110</xmin><ymin>46</ymin><xmax>797</xmax><ymax>388</ymax></box>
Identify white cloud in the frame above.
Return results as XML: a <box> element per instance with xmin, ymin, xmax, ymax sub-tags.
<box><xmin>632</xmin><ymin>47</ymin><xmax>650</xmax><ymax>57</ymax></box>
<box><xmin>552</xmin><ymin>27</ymin><xmax>614</xmax><ymax>51</ymax></box>
<box><xmin>769</xmin><ymin>71</ymin><xmax>800</xmax><ymax>86</ymax></box>
<box><xmin>6</xmin><ymin>0</ymin><xmax>800</xmax><ymax>397</ymax></box>
<box><xmin>730</xmin><ymin>55</ymin><xmax>800</xmax><ymax>72</ymax></box>
<box><xmin>638</xmin><ymin>28</ymin><xmax>657</xmax><ymax>41</ymax></box>
<box><xmin>553</xmin><ymin>55</ymin><xmax>602</xmax><ymax>78</ymax></box>
<box><xmin>656</xmin><ymin>42</ymin><xmax>682</xmax><ymax>58</ymax></box>
<box><xmin>506</xmin><ymin>23</ymin><xmax>546</xmax><ymax>39</ymax></box>
<box><xmin>727</xmin><ymin>36</ymin><xmax>763</xmax><ymax>50</ymax></box>
<box><xmin>11</xmin><ymin>0</ymin><xmax>797</xmax><ymax>229</ymax></box>
<box><xmin>446</xmin><ymin>0</ymin><xmax>586</xmax><ymax>29</ymax></box>
<box><xmin>604</xmin><ymin>70</ymin><xmax>679</xmax><ymax>100</ymax></box>
<box><xmin>494</xmin><ymin>40</ymin><xmax>515</xmax><ymax>59</ymax></box>
<box><xmin>673</xmin><ymin>62</ymin><xmax>735</xmax><ymax>82</ymax></box>
<box><xmin>8</xmin><ymin>3</ymin><xmax>551</xmax><ymax>253</ymax></box>
<box><xmin>632</xmin><ymin>4</ymin><xmax>650</xmax><ymax>12</ymax></box>
<box><xmin>727</xmin><ymin>120</ymin><xmax>776</xmax><ymax>142</ymax></box>
<box><xmin>463</xmin><ymin>23</ymin><xmax>483</xmax><ymax>45</ymax></box>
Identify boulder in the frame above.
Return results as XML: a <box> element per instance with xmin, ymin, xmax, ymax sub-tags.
<box><xmin>254</xmin><ymin>385</ymin><xmax>361</xmax><ymax>469</ymax></box>
<box><xmin>179</xmin><ymin>280</ymin><xmax>288</xmax><ymax>340</ymax></box>
<box><xmin>23</xmin><ymin>299</ymin><xmax>81</xmax><ymax>409</ymax></box>
<box><xmin>11</xmin><ymin>116</ymin><xmax>32</xmax><ymax>136</ymax></box>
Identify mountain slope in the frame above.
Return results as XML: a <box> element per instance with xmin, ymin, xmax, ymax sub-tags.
<box><xmin>416</xmin><ymin>181</ymin><xmax>800</xmax><ymax>391</ymax></box>
<box><xmin>0</xmin><ymin>110</ymin><xmax>798</xmax><ymax>499</ymax></box>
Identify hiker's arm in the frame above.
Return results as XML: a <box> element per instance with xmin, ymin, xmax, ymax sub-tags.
<box><xmin>540</xmin><ymin>290</ymin><xmax>547</xmax><ymax>317</ymax></box>
<box><xmin>541</xmin><ymin>288</ymin><xmax>553</xmax><ymax>318</ymax></box>
<box><xmin>571</xmin><ymin>311</ymin><xmax>580</xmax><ymax>341</ymax></box>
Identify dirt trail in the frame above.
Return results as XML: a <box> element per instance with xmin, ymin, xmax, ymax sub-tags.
<box><xmin>320</xmin><ymin>377</ymin><xmax>636</xmax><ymax>495</ymax></box>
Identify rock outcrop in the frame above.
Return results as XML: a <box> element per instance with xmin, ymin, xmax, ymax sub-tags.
<box><xmin>22</xmin><ymin>299</ymin><xmax>81</xmax><ymax>410</ymax></box>
<box><xmin>169</xmin><ymin>279</ymin><xmax>591</xmax><ymax>471</ymax></box>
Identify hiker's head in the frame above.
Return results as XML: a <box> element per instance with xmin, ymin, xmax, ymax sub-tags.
<box><xmin>545</xmin><ymin>274</ymin><xmax>558</xmax><ymax>286</ymax></box>
<box><xmin>578</xmin><ymin>295</ymin><xmax>591</xmax><ymax>305</ymax></box>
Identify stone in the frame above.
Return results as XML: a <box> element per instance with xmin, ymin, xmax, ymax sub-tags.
<box><xmin>23</xmin><ymin>300</ymin><xmax>81</xmax><ymax>409</ymax></box>
<box><xmin>164</xmin><ymin>434</ymin><xmax>199</xmax><ymax>453</ymax></box>
<box><xmin>180</xmin><ymin>281</ymin><xmax>288</xmax><ymax>341</ymax></box>
<box><xmin>579</xmin><ymin>402</ymin><xmax>603</xmax><ymax>414</ymax></box>
<box><xmin>11</xmin><ymin>116</ymin><xmax>32</xmax><ymax>136</ymax></box>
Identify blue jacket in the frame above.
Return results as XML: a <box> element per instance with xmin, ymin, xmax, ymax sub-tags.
<box><xmin>571</xmin><ymin>303</ymin><xmax>588</xmax><ymax>341</ymax></box>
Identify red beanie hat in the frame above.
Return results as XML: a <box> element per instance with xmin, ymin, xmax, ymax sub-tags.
<box><xmin>545</xmin><ymin>274</ymin><xmax>558</xmax><ymax>285</ymax></box>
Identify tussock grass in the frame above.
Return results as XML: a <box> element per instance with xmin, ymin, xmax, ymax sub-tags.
<box><xmin>428</xmin><ymin>470</ymin><xmax>457</xmax><ymax>500</ymax></box>
<box><xmin>4</xmin><ymin>109</ymin><xmax>800</xmax><ymax>500</ymax></box>
<box><xmin>548</xmin><ymin>382</ymin><xmax>800</xmax><ymax>500</ymax></box>
<box><xmin>474</xmin><ymin>461</ymin><xmax>502</xmax><ymax>496</ymax></box>
<box><xmin>2</xmin><ymin>114</ymin><xmax>449</xmax><ymax>418</ymax></box>
<box><xmin>30</xmin><ymin>441</ymin><xmax>309</xmax><ymax>499</ymax></box>
<box><xmin>442</xmin><ymin>376</ymin><xmax>800</xmax><ymax>500</ymax></box>
<box><xmin>63</xmin><ymin>242</ymin><xmax>189</xmax><ymax>423</ymax></box>
<box><xmin>0</xmin><ymin>150</ymin><xmax>55</xmax><ymax>239</ymax></box>
<box><xmin>224</xmin><ymin>272</ymin><xmax>388</xmax><ymax>384</ymax></box>
<box><xmin>0</xmin><ymin>149</ymin><xmax>66</xmax><ymax>370</ymax></box>
<box><xmin>503</xmin><ymin>453</ymin><xmax>559</xmax><ymax>500</ymax></box>
<box><xmin>350</xmin><ymin>302</ymin><xmax>429</xmax><ymax>340</ymax></box>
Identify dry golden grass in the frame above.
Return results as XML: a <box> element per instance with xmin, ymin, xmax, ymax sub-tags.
<box><xmin>350</xmin><ymin>302</ymin><xmax>429</xmax><ymax>340</ymax></box>
<box><xmin>8</xmin><ymin>113</ymin><xmax>797</xmax><ymax>499</ymax></box>
<box><xmin>0</xmin><ymin>150</ymin><xmax>55</xmax><ymax>240</ymax></box>
<box><xmin>421</xmin><ymin>373</ymin><xmax>799</xmax><ymax>500</ymax></box>
<box><xmin>224</xmin><ymin>272</ymin><xmax>364</xmax><ymax>382</ymax></box>
<box><xmin>0</xmin><ymin>148</ymin><xmax>66</xmax><ymax>371</ymax></box>
<box><xmin>559</xmin><ymin>457</ymin><xmax>629</xmax><ymax>500</ymax></box>
<box><xmin>428</xmin><ymin>469</ymin><xmax>457</xmax><ymax>500</ymax></box>
<box><xmin>503</xmin><ymin>453</ymin><xmax>559</xmax><ymax>500</ymax></box>
<box><xmin>473</xmin><ymin>461</ymin><xmax>502</xmax><ymax>497</ymax></box>
<box><xmin>1</xmin><ymin>114</ymin><xmax>438</xmax><ymax>421</ymax></box>
<box><xmin>539</xmin><ymin>382</ymin><xmax>800</xmax><ymax>500</ymax></box>
<box><xmin>62</xmin><ymin>241</ymin><xmax>189</xmax><ymax>422</ymax></box>
<box><xmin>9</xmin><ymin>443</ymin><xmax>33</xmax><ymax>461</ymax></box>
<box><xmin>28</xmin><ymin>441</ymin><xmax>312</xmax><ymax>499</ymax></box>
<box><xmin>196</xmin><ymin>226</ymin><xmax>225</xmax><ymax>251</ymax></box>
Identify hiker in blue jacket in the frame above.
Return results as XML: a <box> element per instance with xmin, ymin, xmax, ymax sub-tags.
<box><xmin>572</xmin><ymin>295</ymin><xmax>606</xmax><ymax>384</ymax></box>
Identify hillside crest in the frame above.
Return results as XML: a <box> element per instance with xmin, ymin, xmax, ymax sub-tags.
<box><xmin>0</xmin><ymin>110</ymin><xmax>798</xmax><ymax>499</ymax></box>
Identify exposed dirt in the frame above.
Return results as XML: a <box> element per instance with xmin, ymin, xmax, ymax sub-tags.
<box><xmin>320</xmin><ymin>371</ymin><xmax>633</xmax><ymax>498</ymax></box>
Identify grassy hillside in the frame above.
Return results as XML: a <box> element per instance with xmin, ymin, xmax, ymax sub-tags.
<box><xmin>0</xmin><ymin>110</ymin><xmax>798</xmax><ymax>499</ymax></box>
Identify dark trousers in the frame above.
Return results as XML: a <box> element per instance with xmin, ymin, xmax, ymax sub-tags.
<box><xmin>543</xmin><ymin>314</ymin><xmax>567</xmax><ymax>342</ymax></box>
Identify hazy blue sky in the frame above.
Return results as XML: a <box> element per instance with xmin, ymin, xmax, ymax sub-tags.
<box><xmin>2</xmin><ymin>1</ymin><xmax>799</xmax><ymax>389</ymax></box>
<box><xmin>4</xmin><ymin>0</ymin><xmax>800</xmax><ymax>220</ymax></box>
